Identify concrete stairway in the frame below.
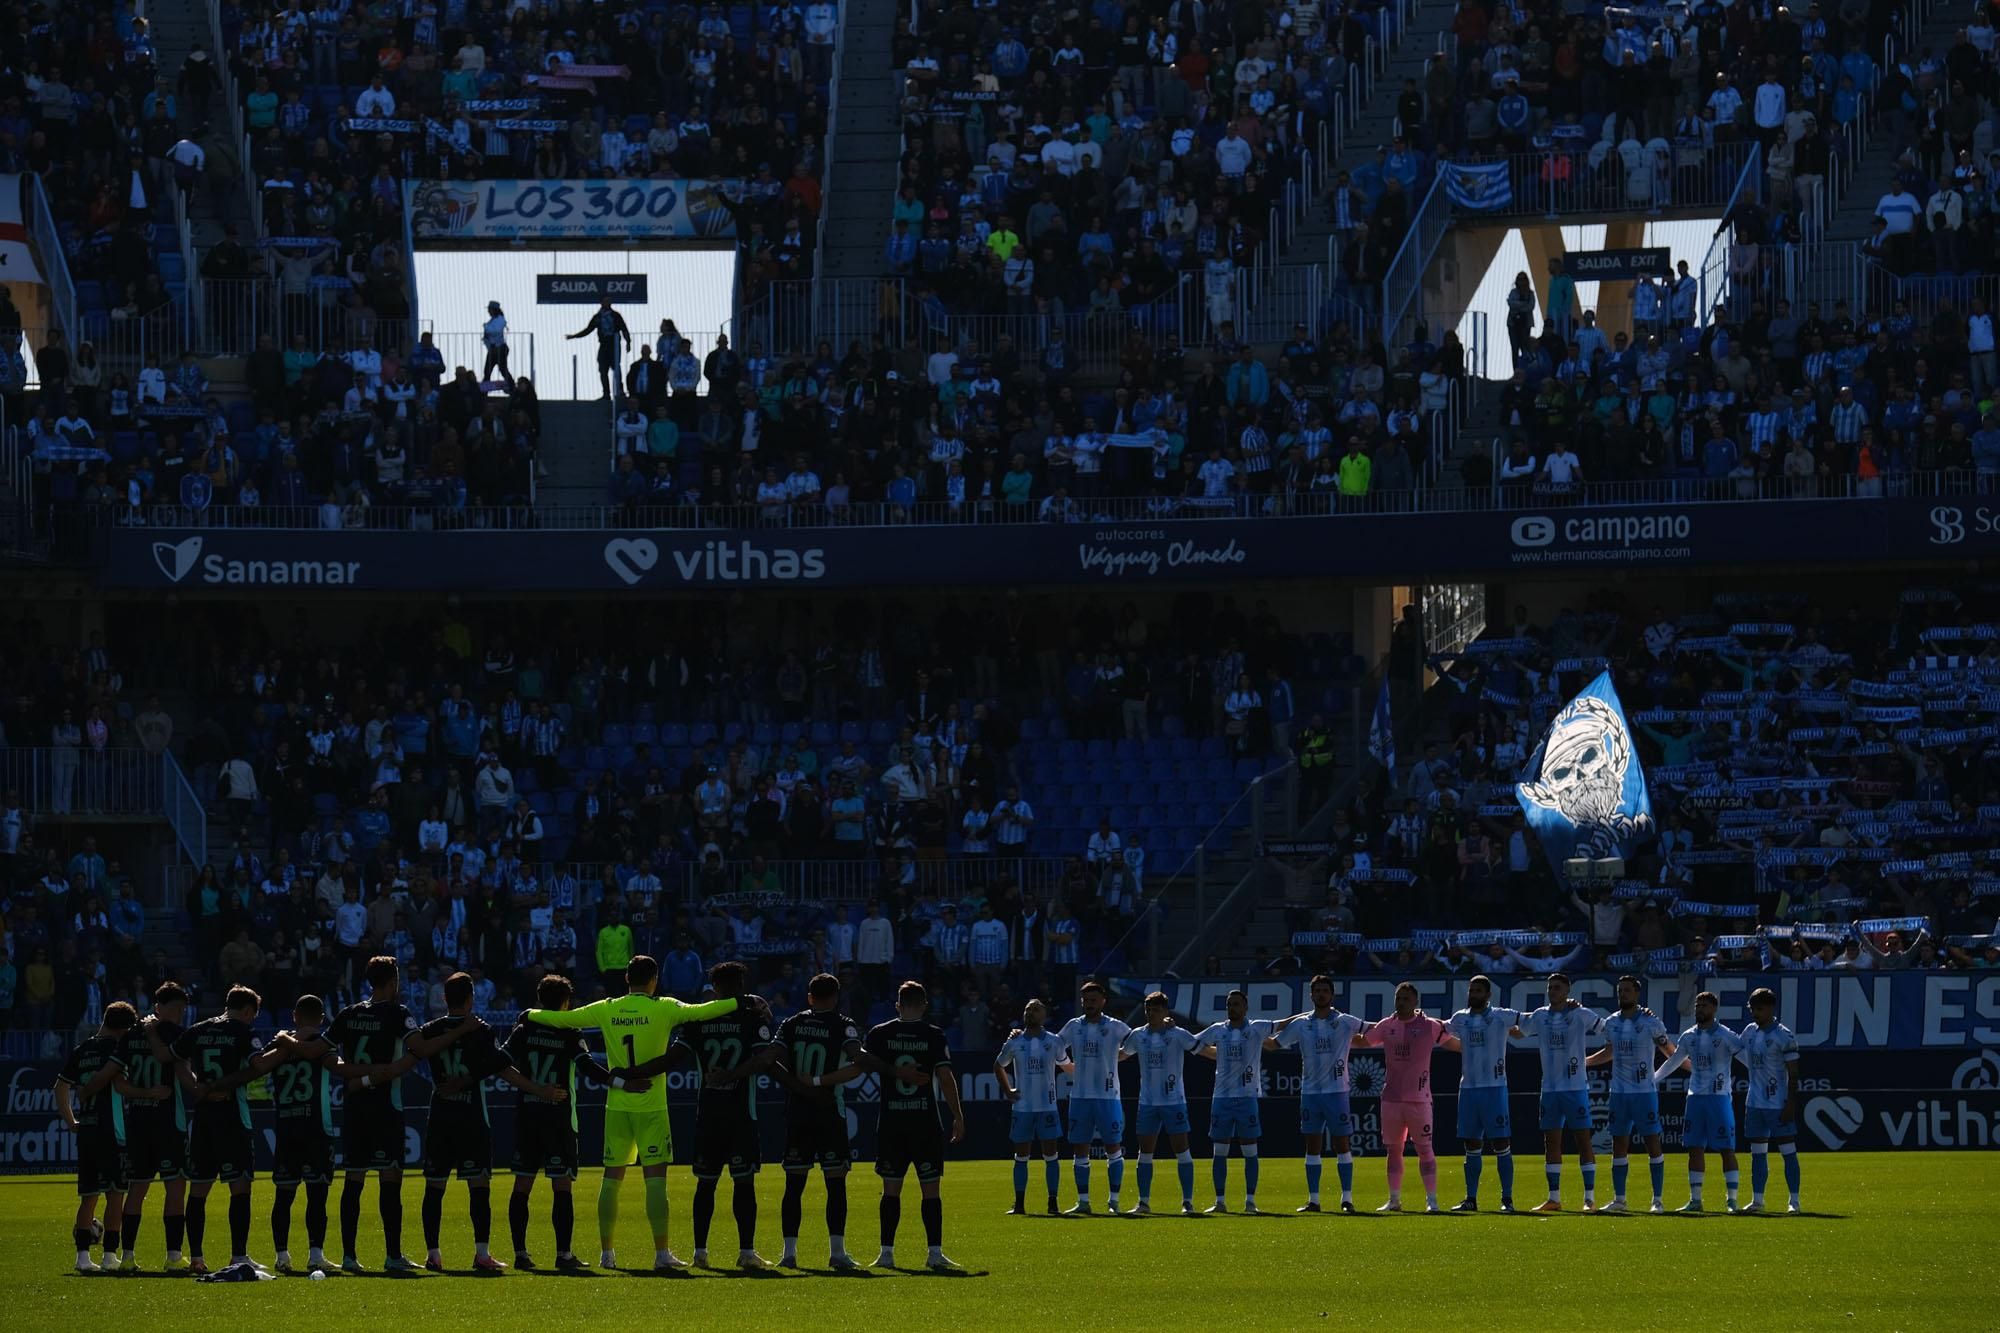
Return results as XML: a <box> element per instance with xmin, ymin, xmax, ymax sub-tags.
<box><xmin>814</xmin><ymin>0</ymin><xmax>904</xmax><ymax>285</ymax></box>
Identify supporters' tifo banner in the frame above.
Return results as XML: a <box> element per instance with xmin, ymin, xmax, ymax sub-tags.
<box><xmin>0</xmin><ymin>174</ymin><xmax>43</xmax><ymax>282</ymax></box>
<box><xmin>1110</xmin><ymin>973</ymin><xmax>2000</xmax><ymax>1049</ymax></box>
<box><xmin>405</xmin><ymin>178</ymin><xmax>742</xmax><ymax>240</ymax></box>
<box><xmin>92</xmin><ymin>498</ymin><xmax>2000</xmax><ymax>591</ymax></box>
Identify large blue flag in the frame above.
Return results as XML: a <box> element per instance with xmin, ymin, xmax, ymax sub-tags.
<box><xmin>1514</xmin><ymin>670</ymin><xmax>1653</xmax><ymax>869</ymax></box>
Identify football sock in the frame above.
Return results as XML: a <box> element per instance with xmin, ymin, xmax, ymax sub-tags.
<box><xmin>1723</xmin><ymin>1169</ymin><xmax>1740</xmax><ymax>1204</ymax></box>
<box><xmin>1545</xmin><ymin>1162</ymin><xmax>1562</xmax><ymax>1201</ymax></box>
<box><xmin>643</xmin><ymin>1175</ymin><xmax>669</xmax><ymax>1247</ymax></box>
<box><xmin>1012</xmin><ymin>1156</ymin><xmax>1028</xmax><ymax>1201</ymax></box>
<box><xmin>1175</xmin><ymin>1150</ymin><xmax>1195</xmax><ymax>1203</ymax></box>
<box><xmin>273</xmin><ymin>1185</ymin><xmax>296</xmax><ymax>1253</ymax></box>
<box><xmin>1580</xmin><ymin>1162</ymin><xmax>1596</xmax><ymax>1201</ymax></box>
<box><xmin>1495</xmin><ymin>1149</ymin><xmax>1514</xmax><ymax>1198</ymax></box>
<box><xmin>1649</xmin><ymin>1155</ymin><xmax>1666</xmax><ymax>1201</ymax></box>
<box><xmin>422</xmin><ymin>1186</ymin><xmax>445</xmax><ymax>1252</ymax></box>
<box><xmin>1136</xmin><ymin>1152</ymin><xmax>1154</xmax><ymax>1200</ymax></box>
<box><xmin>1305</xmin><ymin>1154</ymin><xmax>1323</xmax><ymax>1202</ymax></box>
<box><xmin>1043</xmin><ymin>1154</ymin><xmax>1061</xmax><ymax>1200</ymax></box>
<box><xmin>692</xmin><ymin>1179</ymin><xmax>717</xmax><ymax>1250</ymax></box>
<box><xmin>470</xmin><ymin>1186</ymin><xmax>492</xmax><ymax>1247</ymax></box>
<box><xmin>597</xmin><ymin>1177</ymin><xmax>620</xmax><ymax>1248</ymax></box>
<box><xmin>229</xmin><ymin>1193</ymin><xmax>251</xmax><ymax>1259</ymax></box>
<box><xmin>121</xmin><ymin>1208</ymin><xmax>141</xmax><ymax>1260</ymax></box>
<box><xmin>1688</xmin><ymin>1169</ymin><xmax>1705</xmax><ymax>1203</ymax></box>
<box><xmin>920</xmin><ymin>1197</ymin><xmax>943</xmax><ymax>1248</ymax></box>
<box><xmin>879</xmin><ymin>1195</ymin><xmax>900</xmax><ymax>1247</ymax></box>
<box><xmin>1106</xmin><ymin>1152</ymin><xmax>1124</xmax><ymax>1201</ymax></box>
<box><xmin>305</xmin><ymin>1182</ymin><xmax>328</xmax><ymax>1251</ymax></box>
<box><xmin>103</xmin><ymin>1222</ymin><xmax>120</xmax><ymax>1257</ymax></box>
<box><xmin>509</xmin><ymin>1190</ymin><xmax>530</xmax><ymax>1253</ymax></box>
<box><xmin>552</xmin><ymin>1190</ymin><xmax>575</xmax><ymax>1256</ymax></box>
<box><xmin>1073</xmin><ymin>1157</ymin><xmax>1090</xmax><ymax>1202</ymax></box>
<box><xmin>1211</xmin><ymin>1145</ymin><xmax>1228</xmax><ymax>1200</ymax></box>
<box><xmin>1385</xmin><ymin>1146</ymin><xmax>1405</xmax><ymax>1196</ymax></box>
<box><xmin>1751</xmin><ymin>1144</ymin><xmax>1769</xmax><ymax>1201</ymax></box>
<box><xmin>825</xmin><ymin>1175</ymin><xmax>848</xmax><ymax>1240</ymax></box>
<box><xmin>1417</xmin><ymin>1150</ymin><xmax>1437</xmax><ymax>1202</ymax></box>
<box><xmin>380</xmin><ymin>1182</ymin><xmax>404</xmax><ymax>1256</ymax></box>
<box><xmin>340</xmin><ymin>1180</ymin><xmax>362</xmax><ymax>1256</ymax></box>
<box><xmin>781</xmin><ymin>1172</ymin><xmax>806</xmax><ymax>1242</ymax></box>
<box><xmin>1337</xmin><ymin>1151</ymin><xmax>1354</xmax><ymax>1199</ymax></box>
<box><xmin>186</xmin><ymin>1196</ymin><xmax>207</xmax><ymax>1258</ymax></box>
<box><xmin>732</xmin><ymin>1178</ymin><xmax>757</xmax><ymax>1250</ymax></box>
<box><xmin>1780</xmin><ymin>1143</ymin><xmax>1801</xmax><ymax>1200</ymax></box>
<box><xmin>165</xmin><ymin>1210</ymin><xmax>186</xmax><ymax>1258</ymax></box>
<box><xmin>74</xmin><ymin>1226</ymin><xmax>96</xmax><ymax>1261</ymax></box>
<box><xmin>1611</xmin><ymin>1156</ymin><xmax>1629</xmax><ymax>1201</ymax></box>
<box><xmin>1463</xmin><ymin>1150</ymin><xmax>1482</xmax><ymax>1201</ymax></box>
<box><xmin>1242</xmin><ymin>1145</ymin><xmax>1259</xmax><ymax>1200</ymax></box>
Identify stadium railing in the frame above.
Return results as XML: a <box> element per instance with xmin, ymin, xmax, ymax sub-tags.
<box><xmin>0</xmin><ymin>747</ymin><xmax>168</xmax><ymax>819</ymax></box>
<box><xmin>160</xmin><ymin>853</ymin><xmax>1072</xmax><ymax>912</ymax></box>
<box><xmin>44</xmin><ymin>468</ymin><xmax>1987</xmax><ymax>537</ymax></box>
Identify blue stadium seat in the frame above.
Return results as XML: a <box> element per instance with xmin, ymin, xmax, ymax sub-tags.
<box><xmin>662</xmin><ymin>723</ymin><xmax>689</xmax><ymax>746</ymax></box>
<box><xmin>602</xmin><ymin>724</ymin><xmax>628</xmax><ymax>746</ymax></box>
<box><xmin>1085</xmin><ymin>739</ymin><xmax>1113</xmax><ymax>760</ymax></box>
<box><xmin>1018</xmin><ymin>717</ymin><xmax>1044</xmax><ymax>741</ymax></box>
<box><xmin>630</xmin><ymin>723</ymin><xmax>658</xmax><ymax>746</ymax></box>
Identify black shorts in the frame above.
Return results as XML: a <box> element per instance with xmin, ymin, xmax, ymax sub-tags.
<box><xmin>77</xmin><ymin>1127</ymin><xmax>129</xmax><ymax>1196</ymax></box>
<box><xmin>341</xmin><ymin>1100</ymin><xmax>406</xmax><ymax>1173</ymax></box>
<box><xmin>874</xmin><ymin>1117</ymin><xmax>945</xmax><ymax>1184</ymax></box>
<box><xmin>693</xmin><ymin>1093</ymin><xmax>760</xmax><ymax>1180</ymax></box>
<box><xmin>122</xmin><ymin>1111</ymin><xmax>188</xmax><ymax>1183</ymax></box>
<box><xmin>509</xmin><ymin>1107</ymin><xmax>579</xmax><ymax>1180</ymax></box>
<box><xmin>782</xmin><ymin>1099</ymin><xmax>851</xmax><ymax>1173</ymax></box>
<box><xmin>423</xmin><ymin>1105</ymin><xmax>494</xmax><ymax>1182</ymax></box>
<box><xmin>188</xmin><ymin>1112</ymin><xmax>255</xmax><ymax>1185</ymax></box>
<box><xmin>273</xmin><ymin>1123</ymin><xmax>335</xmax><ymax>1186</ymax></box>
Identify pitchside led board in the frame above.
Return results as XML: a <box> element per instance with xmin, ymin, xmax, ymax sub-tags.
<box><xmin>405</xmin><ymin>178</ymin><xmax>735</xmax><ymax>400</ymax></box>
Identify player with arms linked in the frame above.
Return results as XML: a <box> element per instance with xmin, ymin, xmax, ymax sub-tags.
<box><xmin>1272</xmin><ymin>974</ymin><xmax>1373</xmax><ymax>1212</ymax></box>
<box><xmin>674</xmin><ymin>961</ymin><xmax>781</xmax><ymax>1270</ymax></box>
<box><xmin>1736</xmin><ymin>987</ymin><xmax>1803</xmax><ymax>1213</ymax></box>
<box><xmin>865</xmin><ymin>981</ymin><xmax>967</xmax><ymax>1272</ymax></box>
<box><xmin>994</xmin><ymin>998</ymin><xmax>1073</xmax><ymax>1216</ymax></box>
<box><xmin>1585</xmin><ymin>974</ymin><xmax>1675</xmax><ymax>1213</ymax></box>
<box><xmin>773</xmin><ymin>971</ymin><xmax>872</xmax><ymax>1269</ymax></box>
<box><xmin>414</xmin><ymin>971</ymin><xmax>566</xmax><ymax>1271</ymax></box>
<box><xmin>1119</xmin><ymin>990</ymin><xmax>1203</xmax><ymax>1214</ymax></box>
<box><xmin>326</xmin><ymin>955</ymin><xmax>430</xmax><ymax>1271</ymax></box>
<box><xmin>520</xmin><ymin>954</ymin><xmax>742</xmax><ymax>1270</ymax></box>
<box><xmin>506</xmin><ymin>973</ymin><xmax>653</xmax><ymax>1270</ymax></box>
<box><xmin>116</xmin><ymin>983</ymin><xmax>192</xmax><ymax>1269</ymax></box>
<box><xmin>1441</xmin><ymin>973</ymin><xmax>1520</xmax><ymax>1213</ymax></box>
<box><xmin>56</xmin><ymin>1000</ymin><xmax>167</xmax><ymax>1273</ymax></box>
<box><xmin>1054</xmin><ymin>980</ymin><xmax>1133</xmax><ymax>1215</ymax></box>
<box><xmin>1654</xmin><ymin>990</ymin><xmax>1744</xmax><ymax>1212</ymax></box>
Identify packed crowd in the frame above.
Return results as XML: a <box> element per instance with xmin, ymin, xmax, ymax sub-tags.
<box><xmin>1476</xmin><ymin>250</ymin><xmax>1999</xmax><ymax>499</ymax></box>
<box><xmin>890</xmin><ymin>0</ymin><xmax>1367</xmax><ymax>332</ymax></box>
<box><xmin>615</xmin><ymin>301</ymin><xmax>1470</xmax><ymax>517</ymax></box>
<box><xmin>218</xmin><ymin>0</ymin><xmax>836</xmax><ymax>315</ymax></box>
<box><xmin>22</xmin><ymin>314</ymin><xmax>547</xmax><ymax>519</ymax></box>
<box><xmin>1265</xmin><ymin>586</ymin><xmax>2000</xmax><ymax>979</ymax></box>
<box><xmin>1863</xmin><ymin>7</ymin><xmax>2000</xmax><ymax>277</ymax></box>
<box><xmin>1325</xmin><ymin>0</ymin><xmax>1908</xmax><ymax>298</ymax></box>
<box><xmin>0</xmin><ymin>592</ymin><xmax>1314</xmax><ymax>1045</ymax></box>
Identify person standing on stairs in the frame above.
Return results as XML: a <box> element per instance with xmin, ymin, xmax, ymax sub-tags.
<box><xmin>568</xmin><ymin>297</ymin><xmax>632</xmax><ymax>400</ymax></box>
<box><xmin>482</xmin><ymin>302</ymin><xmax>515</xmax><ymax>389</ymax></box>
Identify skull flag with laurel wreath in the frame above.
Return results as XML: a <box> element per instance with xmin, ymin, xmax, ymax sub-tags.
<box><xmin>1514</xmin><ymin>670</ymin><xmax>1653</xmax><ymax>871</ymax></box>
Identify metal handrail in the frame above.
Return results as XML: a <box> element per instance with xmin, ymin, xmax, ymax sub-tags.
<box><xmin>43</xmin><ymin>468</ymin><xmax>1987</xmax><ymax>540</ymax></box>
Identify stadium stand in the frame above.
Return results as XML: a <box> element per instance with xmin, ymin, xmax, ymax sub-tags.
<box><xmin>0</xmin><ymin>596</ymin><xmax>1352</xmax><ymax>1045</ymax></box>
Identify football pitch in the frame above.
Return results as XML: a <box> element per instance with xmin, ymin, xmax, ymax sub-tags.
<box><xmin>4</xmin><ymin>1153</ymin><xmax>1996</xmax><ymax>1329</ymax></box>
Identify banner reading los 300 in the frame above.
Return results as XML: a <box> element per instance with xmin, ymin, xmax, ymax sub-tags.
<box><xmin>405</xmin><ymin>178</ymin><xmax>743</xmax><ymax>241</ymax></box>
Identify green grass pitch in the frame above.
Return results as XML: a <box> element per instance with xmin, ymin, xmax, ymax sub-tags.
<box><xmin>5</xmin><ymin>1154</ymin><xmax>1996</xmax><ymax>1329</ymax></box>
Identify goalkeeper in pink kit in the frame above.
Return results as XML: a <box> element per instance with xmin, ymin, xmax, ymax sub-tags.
<box><xmin>1361</xmin><ymin>982</ymin><xmax>1459</xmax><ymax>1213</ymax></box>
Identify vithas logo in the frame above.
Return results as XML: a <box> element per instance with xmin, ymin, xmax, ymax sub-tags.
<box><xmin>1802</xmin><ymin>1094</ymin><xmax>1865</xmax><ymax>1150</ymax></box>
<box><xmin>151</xmin><ymin>536</ymin><xmax>205</xmax><ymax>583</ymax></box>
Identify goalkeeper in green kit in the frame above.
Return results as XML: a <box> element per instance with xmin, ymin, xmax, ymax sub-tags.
<box><xmin>522</xmin><ymin>955</ymin><xmax>761</xmax><ymax>1270</ymax></box>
